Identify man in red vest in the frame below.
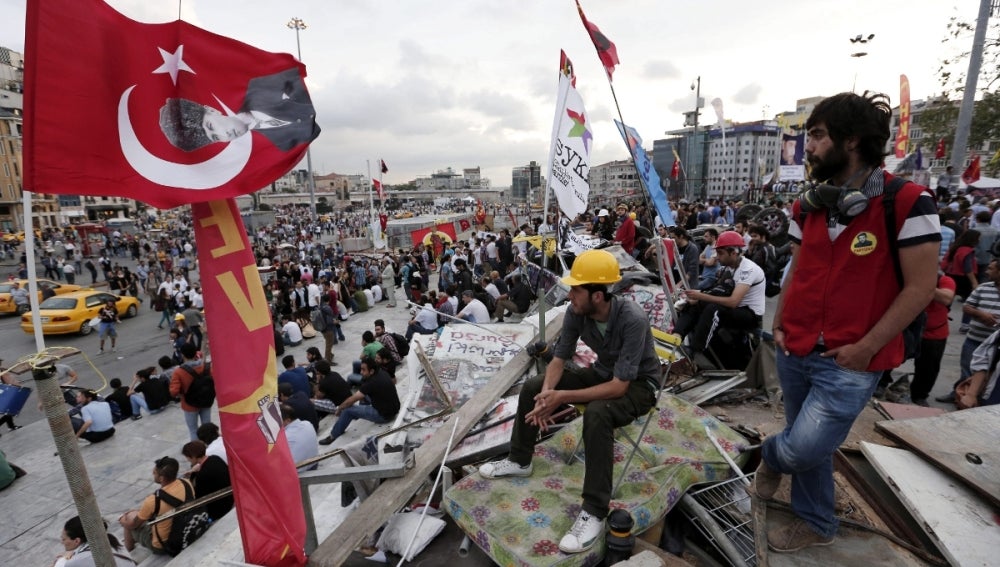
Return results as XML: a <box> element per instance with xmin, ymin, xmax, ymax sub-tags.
<box><xmin>757</xmin><ymin>92</ymin><xmax>940</xmax><ymax>552</ymax></box>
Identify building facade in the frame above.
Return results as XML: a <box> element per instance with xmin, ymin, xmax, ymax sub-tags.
<box><xmin>704</xmin><ymin>121</ymin><xmax>782</xmax><ymax>198</ymax></box>
<box><xmin>588</xmin><ymin>159</ymin><xmax>642</xmax><ymax>207</ymax></box>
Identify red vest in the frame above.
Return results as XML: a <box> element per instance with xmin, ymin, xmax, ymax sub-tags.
<box><xmin>784</xmin><ymin>172</ymin><xmax>922</xmax><ymax>371</ymax></box>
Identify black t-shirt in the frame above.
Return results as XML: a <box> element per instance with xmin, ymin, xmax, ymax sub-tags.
<box><xmin>285</xmin><ymin>390</ymin><xmax>319</xmax><ymax>431</ymax></box>
<box><xmin>317</xmin><ymin>372</ymin><xmax>352</xmax><ymax>406</ymax></box>
<box><xmin>105</xmin><ymin>386</ymin><xmax>133</xmax><ymax>419</ymax></box>
<box><xmin>510</xmin><ymin>282</ymin><xmax>533</xmax><ymax>313</ymax></box>
<box><xmin>193</xmin><ymin>455</ymin><xmax>234</xmax><ymax>521</ymax></box>
<box><xmin>360</xmin><ymin>369</ymin><xmax>400</xmax><ymax>420</ymax></box>
<box><xmin>136</xmin><ymin>378</ymin><xmax>171</xmax><ymax>411</ymax></box>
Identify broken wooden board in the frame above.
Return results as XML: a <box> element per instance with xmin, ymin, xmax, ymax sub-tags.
<box><xmin>873</xmin><ymin>400</ymin><xmax>945</xmax><ymax>420</ymax></box>
<box><xmin>861</xmin><ymin>442</ymin><xmax>996</xmax><ymax>567</ymax></box>
<box><xmin>876</xmin><ymin>404</ymin><xmax>1000</xmax><ymax>507</ymax></box>
<box><xmin>678</xmin><ymin>373</ymin><xmax>747</xmax><ymax>405</ymax></box>
<box><xmin>307</xmin><ymin>313</ymin><xmax>565</xmax><ymax>567</ymax></box>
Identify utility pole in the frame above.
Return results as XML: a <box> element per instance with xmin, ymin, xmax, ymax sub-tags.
<box><xmin>287</xmin><ymin>17</ymin><xmax>317</xmax><ymax>220</ymax></box>
<box><xmin>950</xmin><ymin>0</ymin><xmax>993</xmax><ymax>179</ymax></box>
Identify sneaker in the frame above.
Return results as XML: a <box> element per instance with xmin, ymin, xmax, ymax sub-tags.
<box><xmin>768</xmin><ymin>518</ymin><xmax>835</xmax><ymax>553</ymax></box>
<box><xmin>558</xmin><ymin>511</ymin><xmax>605</xmax><ymax>554</ymax></box>
<box><xmin>112</xmin><ymin>347</ymin><xmax>117</xmax><ymax>353</ymax></box>
<box><xmin>935</xmin><ymin>391</ymin><xmax>956</xmax><ymax>404</ymax></box>
<box><xmin>959</xmin><ymin>324</ymin><xmax>970</xmax><ymax>334</ymax></box>
<box><xmin>97</xmin><ymin>349</ymin><xmax>105</xmax><ymax>356</ymax></box>
<box><xmin>479</xmin><ymin>458</ymin><xmax>533</xmax><ymax>479</ymax></box>
<box><xmin>131</xmin><ymin>415</ymin><xmax>142</xmax><ymax>421</ymax></box>
<box><xmin>752</xmin><ymin>459</ymin><xmax>781</xmax><ymax>500</ymax></box>
<box><xmin>318</xmin><ymin>436</ymin><xmax>334</xmax><ymax>446</ymax></box>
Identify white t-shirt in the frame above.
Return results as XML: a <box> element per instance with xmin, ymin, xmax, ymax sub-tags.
<box><xmin>283</xmin><ymin>321</ymin><xmax>304</xmax><ymax>343</ymax></box>
<box><xmin>458</xmin><ymin>298</ymin><xmax>490</xmax><ymax>323</ymax></box>
<box><xmin>733</xmin><ymin>256</ymin><xmax>766</xmax><ymax>316</ymax></box>
<box><xmin>206</xmin><ymin>437</ymin><xmax>229</xmax><ymax>464</ymax></box>
<box><xmin>285</xmin><ymin>419</ymin><xmax>318</xmax><ymax>465</ymax></box>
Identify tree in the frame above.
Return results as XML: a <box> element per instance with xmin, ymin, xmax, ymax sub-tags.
<box><xmin>938</xmin><ymin>13</ymin><xmax>1000</xmax><ymax>94</ymax></box>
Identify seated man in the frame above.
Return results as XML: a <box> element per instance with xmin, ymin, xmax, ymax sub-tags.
<box><xmin>127</xmin><ymin>366</ymin><xmax>171</xmax><ymax>419</ymax></box>
<box><xmin>319</xmin><ymin>356</ymin><xmax>400</xmax><ymax>445</ymax></box>
<box><xmin>493</xmin><ymin>273</ymin><xmax>532</xmax><ymax>322</ymax></box>
<box><xmin>119</xmin><ymin>457</ymin><xmax>191</xmax><ymax>555</ymax></box>
<box><xmin>957</xmin><ymin>327</ymin><xmax>1000</xmax><ymax>409</ymax></box>
<box><xmin>73</xmin><ymin>389</ymin><xmax>116</xmax><ymax>443</ymax></box>
<box><xmin>674</xmin><ymin>230</ymin><xmax>765</xmax><ymax>358</ymax></box>
<box><xmin>479</xmin><ymin>249</ymin><xmax>659</xmax><ymax>554</ymax></box>
<box><xmin>405</xmin><ymin>298</ymin><xmax>439</xmax><ymax>341</ymax></box>
<box><xmin>281</xmin><ymin>315</ymin><xmax>303</xmax><ymax>346</ymax></box>
<box><xmin>278</xmin><ymin>355</ymin><xmax>312</xmax><ymax>398</ymax></box>
<box><xmin>456</xmin><ymin>289</ymin><xmax>490</xmax><ymax>323</ymax></box>
<box><xmin>312</xmin><ymin>361</ymin><xmax>353</xmax><ymax>418</ymax></box>
<box><xmin>281</xmin><ymin>404</ymin><xmax>319</xmax><ymax>468</ymax></box>
<box><xmin>180</xmin><ymin>440</ymin><xmax>234</xmax><ymax>521</ymax></box>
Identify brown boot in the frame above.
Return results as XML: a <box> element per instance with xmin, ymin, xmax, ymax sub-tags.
<box><xmin>752</xmin><ymin>459</ymin><xmax>781</xmax><ymax>500</ymax></box>
<box><xmin>768</xmin><ymin>518</ymin><xmax>835</xmax><ymax>553</ymax></box>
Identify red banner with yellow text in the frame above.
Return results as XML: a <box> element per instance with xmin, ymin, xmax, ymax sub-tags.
<box><xmin>894</xmin><ymin>75</ymin><xmax>910</xmax><ymax>158</ymax></box>
<box><xmin>193</xmin><ymin>199</ymin><xmax>305</xmax><ymax>566</ymax></box>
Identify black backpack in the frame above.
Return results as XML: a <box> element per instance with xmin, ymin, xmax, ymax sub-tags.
<box><xmin>181</xmin><ymin>362</ymin><xmax>216</xmax><ymax>408</ymax></box>
<box><xmin>389</xmin><ymin>332</ymin><xmax>411</xmax><ymax>357</ymax></box>
<box><xmin>153</xmin><ymin>479</ymin><xmax>212</xmax><ymax>556</ymax></box>
<box><xmin>882</xmin><ymin>177</ymin><xmax>928</xmax><ymax>361</ymax></box>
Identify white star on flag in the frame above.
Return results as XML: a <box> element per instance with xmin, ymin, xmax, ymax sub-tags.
<box><xmin>153</xmin><ymin>45</ymin><xmax>195</xmax><ymax>85</ymax></box>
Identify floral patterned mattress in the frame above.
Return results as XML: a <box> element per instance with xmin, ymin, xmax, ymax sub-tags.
<box><xmin>444</xmin><ymin>394</ymin><xmax>750</xmax><ymax>567</ymax></box>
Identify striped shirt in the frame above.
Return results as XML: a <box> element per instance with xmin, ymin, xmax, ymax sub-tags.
<box><xmin>788</xmin><ymin>169</ymin><xmax>941</xmax><ymax>247</ymax></box>
<box><xmin>966</xmin><ymin>282</ymin><xmax>1000</xmax><ymax>342</ymax></box>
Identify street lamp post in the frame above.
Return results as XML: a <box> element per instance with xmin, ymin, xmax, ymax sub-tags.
<box><xmin>287</xmin><ymin>17</ymin><xmax>317</xmax><ymax>220</ymax></box>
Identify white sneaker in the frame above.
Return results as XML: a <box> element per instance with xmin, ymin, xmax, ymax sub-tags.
<box><xmin>558</xmin><ymin>511</ymin><xmax>604</xmax><ymax>554</ymax></box>
<box><xmin>479</xmin><ymin>458</ymin><xmax>532</xmax><ymax>479</ymax></box>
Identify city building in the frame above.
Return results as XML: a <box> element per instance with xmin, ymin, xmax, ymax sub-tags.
<box><xmin>588</xmin><ymin>159</ymin><xmax>642</xmax><ymax>206</ymax></box>
<box><xmin>511</xmin><ymin>161</ymin><xmax>541</xmax><ymax>203</ymax></box>
<box><xmin>703</xmin><ymin>121</ymin><xmax>782</xmax><ymax>198</ymax></box>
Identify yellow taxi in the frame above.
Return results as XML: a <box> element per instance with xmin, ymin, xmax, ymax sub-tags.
<box><xmin>0</xmin><ymin>279</ymin><xmax>82</xmax><ymax>315</ymax></box>
<box><xmin>393</xmin><ymin>211</ymin><xmax>415</xmax><ymax>219</ymax></box>
<box><xmin>20</xmin><ymin>290</ymin><xmax>140</xmax><ymax>336</ymax></box>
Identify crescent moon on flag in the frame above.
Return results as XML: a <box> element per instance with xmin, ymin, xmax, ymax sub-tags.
<box><xmin>117</xmin><ymin>85</ymin><xmax>252</xmax><ymax>189</ymax></box>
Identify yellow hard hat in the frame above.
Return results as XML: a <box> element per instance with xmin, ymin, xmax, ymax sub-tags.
<box><xmin>562</xmin><ymin>249</ymin><xmax>622</xmax><ymax>286</ymax></box>
<box><xmin>174</xmin><ymin>313</ymin><xmax>185</xmax><ymax>320</ymax></box>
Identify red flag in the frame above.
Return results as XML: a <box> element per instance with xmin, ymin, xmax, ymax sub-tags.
<box><xmin>507</xmin><ymin>208</ymin><xmax>518</xmax><ymax>228</ymax></box>
<box><xmin>373</xmin><ymin>178</ymin><xmax>383</xmax><ymax>200</ymax></box>
<box><xmin>192</xmin><ymin>200</ymin><xmax>306</xmax><ymax>567</ymax></box>
<box><xmin>23</xmin><ymin>0</ymin><xmax>320</xmax><ymax>209</ymax></box>
<box><xmin>893</xmin><ymin>75</ymin><xmax>910</xmax><ymax>158</ymax></box>
<box><xmin>575</xmin><ymin>0</ymin><xmax>620</xmax><ymax>81</ymax></box>
<box><xmin>459</xmin><ymin>218</ymin><xmax>471</xmax><ymax>232</ymax></box>
<box><xmin>435</xmin><ymin>222</ymin><xmax>458</xmax><ymax>241</ymax></box>
<box><xmin>380</xmin><ymin>159</ymin><xmax>388</xmax><ymax>174</ymax></box>
<box><xmin>963</xmin><ymin>154</ymin><xmax>981</xmax><ymax>185</ymax></box>
<box><xmin>671</xmin><ymin>157</ymin><xmax>680</xmax><ymax>180</ymax></box>
<box><xmin>26</xmin><ymin>2</ymin><xmax>309</xmax><ymax>564</ymax></box>
<box><xmin>935</xmin><ymin>138</ymin><xmax>946</xmax><ymax>159</ymax></box>
<box><xmin>560</xmin><ymin>49</ymin><xmax>577</xmax><ymax>88</ymax></box>
<box><xmin>379</xmin><ymin>213</ymin><xmax>388</xmax><ymax>232</ymax></box>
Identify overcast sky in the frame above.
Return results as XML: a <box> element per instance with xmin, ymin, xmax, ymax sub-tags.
<box><xmin>0</xmin><ymin>0</ymin><xmax>984</xmax><ymax>188</ymax></box>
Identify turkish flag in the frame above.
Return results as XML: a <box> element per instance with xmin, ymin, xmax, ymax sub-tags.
<box><xmin>671</xmin><ymin>158</ymin><xmax>680</xmax><ymax>180</ymax></box>
<box><xmin>459</xmin><ymin>218</ymin><xmax>471</xmax><ymax>232</ymax></box>
<box><xmin>963</xmin><ymin>154</ymin><xmax>981</xmax><ymax>185</ymax></box>
<box><xmin>23</xmin><ymin>0</ymin><xmax>320</xmax><ymax>209</ymax></box>
<box><xmin>372</xmin><ymin>178</ymin><xmax>383</xmax><ymax>200</ymax></box>
<box><xmin>935</xmin><ymin>138</ymin><xmax>946</xmax><ymax>159</ymax></box>
<box><xmin>379</xmin><ymin>213</ymin><xmax>388</xmax><ymax>232</ymax></box>
<box><xmin>576</xmin><ymin>0</ymin><xmax>620</xmax><ymax>81</ymax></box>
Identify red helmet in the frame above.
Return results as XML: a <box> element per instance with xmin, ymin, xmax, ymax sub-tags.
<box><xmin>716</xmin><ymin>231</ymin><xmax>745</xmax><ymax>248</ymax></box>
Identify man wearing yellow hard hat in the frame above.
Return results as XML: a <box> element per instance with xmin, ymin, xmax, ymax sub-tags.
<box><xmin>480</xmin><ymin>249</ymin><xmax>660</xmax><ymax>554</ymax></box>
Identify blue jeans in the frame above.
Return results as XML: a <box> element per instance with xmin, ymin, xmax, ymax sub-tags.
<box><xmin>329</xmin><ymin>403</ymin><xmax>388</xmax><ymax>441</ymax></box>
<box><xmin>405</xmin><ymin>321</ymin><xmax>436</xmax><ymax>341</ymax></box>
<box><xmin>959</xmin><ymin>337</ymin><xmax>982</xmax><ymax>383</ymax></box>
<box><xmin>183</xmin><ymin>407</ymin><xmax>213</xmax><ymax>441</ymax></box>
<box><xmin>761</xmin><ymin>351</ymin><xmax>880</xmax><ymax>538</ymax></box>
<box><xmin>129</xmin><ymin>394</ymin><xmax>165</xmax><ymax>417</ymax></box>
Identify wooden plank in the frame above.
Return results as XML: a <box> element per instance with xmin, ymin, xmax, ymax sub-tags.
<box><xmin>861</xmin><ymin>442</ymin><xmax>998</xmax><ymax>567</ymax></box>
<box><xmin>873</xmin><ymin>400</ymin><xmax>946</xmax><ymax>420</ymax></box>
<box><xmin>307</xmin><ymin>312</ymin><xmax>564</xmax><ymax>567</ymax></box>
<box><xmin>876</xmin><ymin>404</ymin><xmax>1000</xmax><ymax>507</ymax></box>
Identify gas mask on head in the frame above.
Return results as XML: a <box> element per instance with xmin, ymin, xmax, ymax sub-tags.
<box><xmin>799</xmin><ymin>183</ymin><xmax>869</xmax><ymax>217</ymax></box>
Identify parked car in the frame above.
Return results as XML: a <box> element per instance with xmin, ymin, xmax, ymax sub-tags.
<box><xmin>0</xmin><ymin>279</ymin><xmax>82</xmax><ymax>315</ymax></box>
<box><xmin>20</xmin><ymin>290</ymin><xmax>139</xmax><ymax>336</ymax></box>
